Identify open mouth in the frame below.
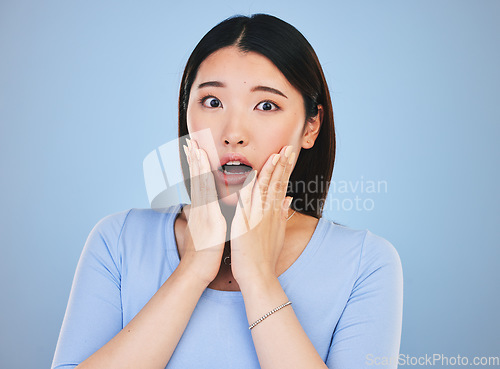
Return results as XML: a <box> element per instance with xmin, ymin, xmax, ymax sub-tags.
<box><xmin>215</xmin><ymin>153</ymin><xmax>255</xmax><ymax>188</ymax></box>
<box><xmin>219</xmin><ymin>161</ymin><xmax>253</xmax><ymax>175</ymax></box>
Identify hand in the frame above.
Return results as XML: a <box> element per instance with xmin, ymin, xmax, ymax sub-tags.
<box><xmin>229</xmin><ymin>145</ymin><xmax>296</xmax><ymax>287</ymax></box>
<box><xmin>180</xmin><ymin>138</ymin><xmax>226</xmax><ymax>286</ymax></box>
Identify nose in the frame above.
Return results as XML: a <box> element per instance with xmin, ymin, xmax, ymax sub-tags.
<box><xmin>221</xmin><ymin>112</ymin><xmax>249</xmax><ymax>148</ymax></box>
<box><xmin>223</xmin><ymin>137</ymin><xmax>245</xmax><ymax>146</ymax></box>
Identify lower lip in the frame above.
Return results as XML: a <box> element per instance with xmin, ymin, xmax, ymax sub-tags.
<box><xmin>215</xmin><ymin>168</ymin><xmax>253</xmax><ymax>187</ymax></box>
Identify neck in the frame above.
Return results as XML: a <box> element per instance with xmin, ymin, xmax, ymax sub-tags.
<box><xmin>209</xmin><ymin>208</ymin><xmax>300</xmax><ymax>290</ymax></box>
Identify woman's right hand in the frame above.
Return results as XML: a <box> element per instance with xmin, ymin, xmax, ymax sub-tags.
<box><xmin>180</xmin><ymin>138</ymin><xmax>226</xmax><ymax>285</ymax></box>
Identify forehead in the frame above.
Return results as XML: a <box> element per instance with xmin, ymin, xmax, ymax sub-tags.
<box><xmin>194</xmin><ymin>46</ymin><xmax>296</xmax><ymax>93</ymax></box>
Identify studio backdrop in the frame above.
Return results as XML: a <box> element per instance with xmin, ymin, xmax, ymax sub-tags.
<box><xmin>0</xmin><ymin>1</ymin><xmax>498</xmax><ymax>368</ymax></box>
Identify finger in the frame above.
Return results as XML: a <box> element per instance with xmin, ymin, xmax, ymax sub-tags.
<box><xmin>187</xmin><ymin>139</ymin><xmax>203</xmax><ymax>207</ymax></box>
<box><xmin>185</xmin><ymin>139</ymin><xmax>198</xmax><ymax>180</ymax></box>
<box><xmin>266</xmin><ymin>145</ymin><xmax>292</xmax><ymax>212</ymax></box>
<box><xmin>197</xmin><ymin>147</ymin><xmax>219</xmax><ymax>205</ymax></box>
<box><xmin>234</xmin><ymin>170</ymin><xmax>256</xmax><ymax>230</ymax></box>
<box><xmin>239</xmin><ymin>169</ymin><xmax>257</xmax><ymax>214</ymax></box>
<box><xmin>190</xmin><ymin>139</ymin><xmax>211</xmax><ymax>178</ymax></box>
<box><xmin>182</xmin><ymin>144</ymin><xmax>190</xmax><ymax>166</ymax></box>
<box><xmin>248</xmin><ymin>169</ymin><xmax>264</xmax><ymax>225</ymax></box>
<box><xmin>255</xmin><ymin>152</ymin><xmax>280</xmax><ymax>208</ymax></box>
<box><xmin>192</xmin><ymin>139</ymin><xmax>220</xmax><ymax>208</ymax></box>
<box><xmin>182</xmin><ymin>143</ymin><xmax>194</xmax><ymax>204</ymax></box>
<box><xmin>280</xmin><ymin>150</ymin><xmax>296</xmax><ymax>198</ymax></box>
<box><xmin>281</xmin><ymin>196</ymin><xmax>294</xmax><ymax>220</ymax></box>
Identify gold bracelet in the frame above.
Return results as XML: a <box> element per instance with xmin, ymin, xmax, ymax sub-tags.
<box><xmin>248</xmin><ymin>301</ymin><xmax>292</xmax><ymax>330</ymax></box>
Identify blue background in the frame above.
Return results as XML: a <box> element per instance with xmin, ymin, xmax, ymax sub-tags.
<box><xmin>1</xmin><ymin>1</ymin><xmax>498</xmax><ymax>368</ymax></box>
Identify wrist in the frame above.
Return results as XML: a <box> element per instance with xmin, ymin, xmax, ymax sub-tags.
<box><xmin>237</xmin><ymin>271</ymin><xmax>280</xmax><ymax>297</ymax></box>
<box><xmin>176</xmin><ymin>258</ymin><xmax>213</xmax><ymax>289</ymax></box>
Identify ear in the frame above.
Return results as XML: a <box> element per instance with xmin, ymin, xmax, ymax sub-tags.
<box><xmin>301</xmin><ymin>104</ymin><xmax>323</xmax><ymax>149</ymax></box>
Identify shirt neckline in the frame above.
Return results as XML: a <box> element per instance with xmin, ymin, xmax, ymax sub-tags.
<box><xmin>165</xmin><ymin>203</ymin><xmax>328</xmax><ymax>302</ymax></box>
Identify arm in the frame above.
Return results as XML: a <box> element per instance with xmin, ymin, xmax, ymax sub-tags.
<box><xmin>326</xmin><ymin>231</ymin><xmax>404</xmax><ymax>368</ymax></box>
<box><xmin>229</xmin><ymin>145</ymin><xmax>402</xmax><ymax>367</ymax></box>
<box><xmin>51</xmin><ymin>213</ymin><xmax>210</xmax><ymax>369</ymax></box>
<box><xmin>53</xmin><ymin>140</ymin><xmax>226</xmax><ymax>369</ymax></box>
<box><xmin>241</xmin><ymin>275</ymin><xmax>329</xmax><ymax>369</ymax></box>
<box><xmin>76</xmin><ymin>263</ymin><xmax>207</xmax><ymax>369</ymax></box>
<box><xmin>240</xmin><ymin>231</ymin><xmax>403</xmax><ymax>369</ymax></box>
<box><xmin>230</xmin><ymin>147</ymin><xmax>329</xmax><ymax>368</ymax></box>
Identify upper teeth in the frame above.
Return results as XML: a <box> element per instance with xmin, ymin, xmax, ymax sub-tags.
<box><xmin>225</xmin><ymin>161</ymin><xmax>241</xmax><ymax>165</ymax></box>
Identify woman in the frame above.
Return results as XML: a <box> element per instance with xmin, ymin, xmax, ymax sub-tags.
<box><xmin>52</xmin><ymin>14</ymin><xmax>403</xmax><ymax>369</ymax></box>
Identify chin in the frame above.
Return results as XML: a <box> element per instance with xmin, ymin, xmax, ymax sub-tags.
<box><xmin>217</xmin><ymin>190</ymin><xmax>240</xmax><ymax>208</ymax></box>
<box><xmin>214</xmin><ymin>177</ymin><xmax>248</xmax><ymax>207</ymax></box>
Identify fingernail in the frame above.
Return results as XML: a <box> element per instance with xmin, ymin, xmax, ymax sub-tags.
<box><xmin>284</xmin><ymin>145</ymin><xmax>293</xmax><ymax>158</ymax></box>
<box><xmin>288</xmin><ymin>151</ymin><xmax>296</xmax><ymax>165</ymax></box>
<box><xmin>186</xmin><ymin>138</ymin><xmax>192</xmax><ymax>150</ymax></box>
<box><xmin>272</xmin><ymin>154</ymin><xmax>280</xmax><ymax>166</ymax></box>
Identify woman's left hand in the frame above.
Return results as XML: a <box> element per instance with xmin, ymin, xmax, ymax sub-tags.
<box><xmin>230</xmin><ymin>145</ymin><xmax>296</xmax><ymax>288</ymax></box>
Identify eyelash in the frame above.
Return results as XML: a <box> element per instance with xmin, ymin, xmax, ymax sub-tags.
<box><xmin>198</xmin><ymin>95</ymin><xmax>281</xmax><ymax>111</ymax></box>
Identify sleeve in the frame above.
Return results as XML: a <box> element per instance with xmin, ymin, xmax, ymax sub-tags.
<box><xmin>326</xmin><ymin>230</ymin><xmax>404</xmax><ymax>369</ymax></box>
<box><xmin>51</xmin><ymin>209</ymin><xmax>132</xmax><ymax>369</ymax></box>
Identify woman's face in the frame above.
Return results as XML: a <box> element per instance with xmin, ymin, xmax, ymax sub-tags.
<box><xmin>186</xmin><ymin>46</ymin><xmax>309</xmax><ymax>206</ymax></box>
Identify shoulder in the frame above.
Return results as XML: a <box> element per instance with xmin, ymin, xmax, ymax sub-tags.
<box><xmin>352</xmin><ymin>226</ymin><xmax>403</xmax><ymax>292</ymax></box>
<box><xmin>84</xmin><ymin>208</ymin><xmax>132</xmax><ymax>252</ymax></box>
<box><xmin>87</xmin><ymin>204</ymin><xmax>184</xmax><ymax>250</ymax></box>
<box><xmin>359</xmin><ymin>229</ymin><xmax>402</xmax><ymax>273</ymax></box>
<box><xmin>313</xmin><ymin>217</ymin><xmax>367</xmax><ymax>259</ymax></box>
<box><xmin>314</xmin><ymin>218</ymin><xmax>402</xmax><ymax>285</ymax></box>
<box><xmin>91</xmin><ymin>208</ymin><xmax>132</xmax><ymax>234</ymax></box>
<box><xmin>82</xmin><ymin>204</ymin><xmax>183</xmax><ymax>263</ymax></box>
<box><xmin>319</xmin><ymin>218</ymin><xmax>401</xmax><ymax>266</ymax></box>
<box><xmin>94</xmin><ymin>204</ymin><xmax>183</xmax><ymax>229</ymax></box>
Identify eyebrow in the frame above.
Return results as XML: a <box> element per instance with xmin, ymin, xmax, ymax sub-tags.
<box><xmin>197</xmin><ymin>81</ymin><xmax>288</xmax><ymax>99</ymax></box>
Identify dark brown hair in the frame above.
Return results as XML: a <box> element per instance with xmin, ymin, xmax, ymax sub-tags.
<box><xmin>178</xmin><ymin>13</ymin><xmax>335</xmax><ymax>219</ymax></box>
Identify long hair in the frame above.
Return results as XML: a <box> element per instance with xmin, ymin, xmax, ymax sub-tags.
<box><xmin>178</xmin><ymin>13</ymin><xmax>335</xmax><ymax>219</ymax></box>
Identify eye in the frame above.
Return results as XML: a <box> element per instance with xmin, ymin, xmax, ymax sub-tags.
<box><xmin>200</xmin><ymin>96</ymin><xmax>222</xmax><ymax>108</ymax></box>
<box><xmin>256</xmin><ymin>100</ymin><xmax>280</xmax><ymax>111</ymax></box>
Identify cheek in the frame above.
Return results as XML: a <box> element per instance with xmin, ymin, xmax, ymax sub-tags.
<box><xmin>186</xmin><ymin>105</ymin><xmax>201</xmax><ymax>133</ymax></box>
<box><xmin>254</xmin><ymin>127</ymin><xmax>296</xmax><ymax>168</ymax></box>
<box><xmin>262</xmin><ymin>122</ymin><xmax>303</xmax><ymax>167</ymax></box>
<box><xmin>186</xmin><ymin>106</ymin><xmax>221</xmax><ymax>170</ymax></box>
<box><xmin>266</xmin><ymin>118</ymin><xmax>303</xmax><ymax>146</ymax></box>
<box><xmin>187</xmin><ymin>105</ymin><xmax>220</xmax><ymax>137</ymax></box>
